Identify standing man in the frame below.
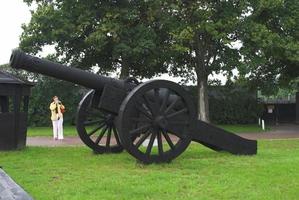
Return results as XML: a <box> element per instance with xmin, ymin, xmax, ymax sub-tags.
<box><xmin>50</xmin><ymin>96</ymin><xmax>65</xmax><ymax>140</ymax></box>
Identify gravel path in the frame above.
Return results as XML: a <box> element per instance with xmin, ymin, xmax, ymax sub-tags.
<box><xmin>26</xmin><ymin>124</ymin><xmax>299</xmax><ymax>147</ymax></box>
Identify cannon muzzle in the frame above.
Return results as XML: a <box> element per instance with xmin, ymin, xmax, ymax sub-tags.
<box><xmin>9</xmin><ymin>49</ymin><xmax>123</xmax><ymax>91</ymax></box>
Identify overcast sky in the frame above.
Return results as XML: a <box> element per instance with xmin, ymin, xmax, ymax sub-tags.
<box><xmin>0</xmin><ymin>0</ymin><xmax>32</xmax><ymax>65</ymax></box>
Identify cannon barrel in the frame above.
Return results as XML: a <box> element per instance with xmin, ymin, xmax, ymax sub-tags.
<box><xmin>9</xmin><ymin>49</ymin><xmax>125</xmax><ymax>91</ymax></box>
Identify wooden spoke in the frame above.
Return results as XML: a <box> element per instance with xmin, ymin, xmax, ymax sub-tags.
<box><xmin>145</xmin><ymin>132</ymin><xmax>156</xmax><ymax>156</ymax></box>
<box><xmin>95</xmin><ymin>126</ymin><xmax>108</xmax><ymax>144</ymax></box>
<box><xmin>112</xmin><ymin>127</ymin><xmax>121</xmax><ymax>146</ymax></box>
<box><xmin>159</xmin><ymin>89</ymin><xmax>170</xmax><ymax>113</ymax></box>
<box><xmin>114</xmin><ymin>80</ymin><xmax>195</xmax><ymax>163</ymax></box>
<box><xmin>129</xmin><ymin>124</ymin><xmax>151</xmax><ymax>135</ymax></box>
<box><xmin>154</xmin><ymin>88</ymin><xmax>160</xmax><ymax>109</ymax></box>
<box><xmin>161</xmin><ymin>130</ymin><xmax>175</xmax><ymax>150</ymax></box>
<box><xmin>142</xmin><ymin>94</ymin><xmax>157</xmax><ymax>116</ymax></box>
<box><xmin>88</xmin><ymin>123</ymin><xmax>105</xmax><ymax>136</ymax></box>
<box><xmin>77</xmin><ymin>90</ymin><xmax>124</xmax><ymax>154</ymax></box>
<box><xmin>164</xmin><ymin>97</ymin><xmax>180</xmax><ymax>115</ymax></box>
<box><xmin>86</xmin><ymin>109</ymin><xmax>104</xmax><ymax>117</ymax></box>
<box><xmin>106</xmin><ymin>127</ymin><xmax>112</xmax><ymax>148</ymax></box>
<box><xmin>166</xmin><ymin>108</ymin><xmax>188</xmax><ymax>119</ymax></box>
<box><xmin>135</xmin><ymin>132</ymin><xmax>151</xmax><ymax>148</ymax></box>
<box><xmin>157</xmin><ymin>131</ymin><xmax>163</xmax><ymax>156</ymax></box>
<box><xmin>84</xmin><ymin>119</ymin><xmax>103</xmax><ymax>126</ymax></box>
<box><xmin>135</xmin><ymin>102</ymin><xmax>153</xmax><ymax>120</ymax></box>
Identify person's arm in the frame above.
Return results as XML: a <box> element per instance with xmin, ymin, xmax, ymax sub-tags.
<box><xmin>60</xmin><ymin>104</ymin><xmax>65</xmax><ymax>110</ymax></box>
<box><xmin>49</xmin><ymin>102</ymin><xmax>57</xmax><ymax>111</ymax></box>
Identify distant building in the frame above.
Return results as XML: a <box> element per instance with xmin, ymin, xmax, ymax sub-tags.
<box><xmin>259</xmin><ymin>93</ymin><xmax>299</xmax><ymax>124</ymax></box>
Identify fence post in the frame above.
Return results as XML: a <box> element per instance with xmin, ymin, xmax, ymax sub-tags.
<box><xmin>262</xmin><ymin>120</ymin><xmax>265</xmax><ymax>131</ymax></box>
<box><xmin>296</xmin><ymin>92</ymin><xmax>299</xmax><ymax>124</ymax></box>
<box><xmin>258</xmin><ymin>118</ymin><xmax>261</xmax><ymax>126</ymax></box>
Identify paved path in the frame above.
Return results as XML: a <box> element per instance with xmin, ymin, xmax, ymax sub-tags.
<box><xmin>27</xmin><ymin>136</ymin><xmax>84</xmax><ymax>147</ymax></box>
<box><xmin>238</xmin><ymin>124</ymin><xmax>299</xmax><ymax>140</ymax></box>
<box><xmin>0</xmin><ymin>168</ymin><xmax>33</xmax><ymax>200</ymax></box>
<box><xmin>27</xmin><ymin>124</ymin><xmax>299</xmax><ymax>147</ymax></box>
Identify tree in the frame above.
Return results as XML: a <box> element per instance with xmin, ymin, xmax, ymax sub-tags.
<box><xmin>239</xmin><ymin>0</ymin><xmax>299</xmax><ymax>94</ymax></box>
<box><xmin>159</xmin><ymin>1</ymin><xmax>245</xmax><ymax>122</ymax></box>
<box><xmin>158</xmin><ymin>0</ymin><xmax>298</xmax><ymax>122</ymax></box>
<box><xmin>21</xmin><ymin>0</ymin><xmax>299</xmax><ymax>124</ymax></box>
<box><xmin>21</xmin><ymin>0</ymin><xmax>167</xmax><ymax>79</ymax></box>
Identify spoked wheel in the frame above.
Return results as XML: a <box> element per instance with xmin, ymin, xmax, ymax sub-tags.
<box><xmin>117</xmin><ymin>80</ymin><xmax>196</xmax><ymax>164</ymax></box>
<box><xmin>76</xmin><ymin>90</ymin><xmax>123</xmax><ymax>153</ymax></box>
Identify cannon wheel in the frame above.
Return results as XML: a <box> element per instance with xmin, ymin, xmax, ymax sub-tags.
<box><xmin>76</xmin><ymin>90</ymin><xmax>123</xmax><ymax>153</ymax></box>
<box><xmin>117</xmin><ymin>80</ymin><xmax>195</xmax><ymax>164</ymax></box>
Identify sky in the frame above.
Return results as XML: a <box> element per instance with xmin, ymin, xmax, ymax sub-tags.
<box><xmin>0</xmin><ymin>0</ymin><xmax>32</xmax><ymax>65</ymax></box>
<box><xmin>0</xmin><ymin>0</ymin><xmax>229</xmax><ymax>84</ymax></box>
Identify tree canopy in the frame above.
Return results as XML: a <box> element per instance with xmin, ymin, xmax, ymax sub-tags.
<box><xmin>20</xmin><ymin>0</ymin><xmax>299</xmax><ymax>123</ymax></box>
<box><xmin>239</xmin><ymin>0</ymin><xmax>299</xmax><ymax>94</ymax></box>
<box><xmin>21</xmin><ymin>0</ymin><xmax>168</xmax><ymax>78</ymax></box>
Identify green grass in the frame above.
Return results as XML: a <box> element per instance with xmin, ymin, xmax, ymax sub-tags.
<box><xmin>218</xmin><ymin>124</ymin><xmax>267</xmax><ymax>133</ymax></box>
<box><xmin>27</xmin><ymin>124</ymin><xmax>265</xmax><ymax>137</ymax></box>
<box><xmin>0</xmin><ymin>140</ymin><xmax>298</xmax><ymax>200</ymax></box>
<box><xmin>27</xmin><ymin>126</ymin><xmax>78</xmax><ymax>137</ymax></box>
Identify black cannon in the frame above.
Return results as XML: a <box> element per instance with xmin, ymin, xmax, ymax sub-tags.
<box><xmin>9</xmin><ymin>49</ymin><xmax>257</xmax><ymax>164</ymax></box>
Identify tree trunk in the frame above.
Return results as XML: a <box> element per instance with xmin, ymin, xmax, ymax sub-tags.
<box><xmin>197</xmin><ymin>74</ymin><xmax>210</xmax><ymax>122</ymax></box>
<box><xmin>194</xmin><ymin>33</ymin><xmax>210</xmax><ymax>123</ymax></box>
<box><xmin>119</xmin><ymin>57</ymin><xmax>130</xmax><ymax>79</ymax></box>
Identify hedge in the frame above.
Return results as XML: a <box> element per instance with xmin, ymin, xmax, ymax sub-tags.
<box><xmin>188</xmin><ymin>86</ymin><xmax>263</xmax><ymax>124</ymax></box>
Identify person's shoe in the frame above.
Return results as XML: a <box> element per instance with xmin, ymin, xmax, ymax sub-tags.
<box><xmin>54</xmin><ymin>137</ymin><xmax>58</xmax><ymax>140</ymax></box>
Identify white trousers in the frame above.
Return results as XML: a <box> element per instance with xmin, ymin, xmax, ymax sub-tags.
<box><xmin>52</xmin><ymin>118</ymin><xmax>64</xmax><ymax>139</ymax></box>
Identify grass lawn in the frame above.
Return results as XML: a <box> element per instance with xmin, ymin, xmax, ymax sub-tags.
<box><xmin>218</xmin><ymin>124</ymin><xmax>267</xmax><ymax>133</ymax></box>
<box><xmin>27</xmin><ymin>126</ymin><xmax>77</xmax><ymax>137</ymax></box>
<box><xmin>27</xmin><ymin>124</ymin><xmax>265</xmax><ymax>137</ymax></box>
<box><xmin>0</xmin><ymin>140</ymin><xmax>298</xmax><ymax>200</ymax></box>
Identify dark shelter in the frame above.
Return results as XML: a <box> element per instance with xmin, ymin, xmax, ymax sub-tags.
<box><xmin>0</xmin><ymin>71</ymin><xmax>33</xmax><ymax>150</ymax></box>
<box><xmin>261</xmin><ymin>93</ymin><xmax>299</xmax><ymax>125</ymax></box>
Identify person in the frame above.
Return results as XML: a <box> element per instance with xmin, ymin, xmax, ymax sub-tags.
<box><xmin>50</xmin><ymin>96</ymin><xmax>65</xmax><ymax>140</ymax></box>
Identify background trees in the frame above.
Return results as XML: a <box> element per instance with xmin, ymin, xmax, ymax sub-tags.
<box><xmin>159</xmin><ymin>1</ymin><xmax>246</xmax><ymax>121</ymax></box>
<box><xmin>21</xmin><ymin>0</ymin><xmax>167</xmax><ymax>78</ymax></box>
<box><xmin>239</xmin><ymin>0</ymin><xmax>299</xmax><ymax>94</ymax></box>
<box><xmin>19</xmin><ymin>0</ymin><xmax>299</xmax><ymax>124</ymax></box>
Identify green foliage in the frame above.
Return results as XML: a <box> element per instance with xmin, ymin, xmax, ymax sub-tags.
<box><xmin>162</xmin><ymin>1</ymin><xmax>244</xmax><ymax>81</ymax></box>
<box><xmin>20</xmin><ymin>0</ymin><xmax>167</xmax><ymax>78</ymax></box>
<box><xmin>28</xmin><ymin>76</ymin><xmax>83</xmax><ymax>126</ymax></box>
<box><xmin>208</xmin><ymin>86</ymin><xmax>263</xmax><ymax>124</ymax></box>
<box><xmin>188</xmin><ymin>85</ymin><xmax>263</xmax><ymax>124</ymax></box>
<box><xmin>20</xmin><ymin>0</ymin><xmax>299</xmax><ymax>122</ymax></box>
<box><xmin>239</xmin><ymin>0</ymin><xmax>299</xmax><ymax>93</ymax></box>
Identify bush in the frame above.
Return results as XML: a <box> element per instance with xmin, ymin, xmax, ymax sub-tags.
<box><xmin>188</xmin><ymin>85</ymin><xmax>264</xmax><ymax>124</ymax></box>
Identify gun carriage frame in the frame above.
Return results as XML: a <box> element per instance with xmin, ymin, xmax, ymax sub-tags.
<box><xmin>10</xmin><ymin>49</ymin><xmax>257</xmax><ymax>164</ymax></box>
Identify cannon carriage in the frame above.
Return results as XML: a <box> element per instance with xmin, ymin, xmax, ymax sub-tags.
<box><xmin>9</xmin><ymin>49</ymin><xmax>257</xmax><ymax>164</ymax></box>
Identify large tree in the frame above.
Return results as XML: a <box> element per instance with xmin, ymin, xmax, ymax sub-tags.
<box><xmin>21</xmin><ymin>0</ymin><xmax>167</xmax><ymax>78</ymax></box>
<box><xmin>239</xmin><ymin>0</ymin><xmax>299</xmax><ymax>94</ymax></box>
<box><xmin>158</xmin><ymin>0</ymin><xmax>299</xmax><ymax>121</ymax></box>
<box><xmin>159</xmin><ymin>1</ymin><xmax>246</xmax><ymax>121</ymax></box>
<box><xmin>21</xmin><ymin>0</ymin><xmax>299</xmax><ymax>123</ymax></box>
